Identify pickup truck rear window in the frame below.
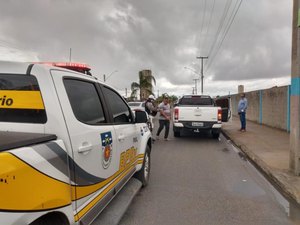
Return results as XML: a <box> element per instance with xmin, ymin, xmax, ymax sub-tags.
<box><xmin>179</xmin><ymin>96</ymin><xmax>214</xmax><ymax>106</ymax></box>
<box><xmin>0</xmin><ymin>74</ymin><xmax>47</xmax><ymax>123</ymax></box>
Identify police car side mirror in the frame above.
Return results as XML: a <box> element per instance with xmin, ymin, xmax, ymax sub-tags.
<box><xmin>135</xmin><ymin>110</ymin><xmax>148</xmax><ymax>123</ymax></box>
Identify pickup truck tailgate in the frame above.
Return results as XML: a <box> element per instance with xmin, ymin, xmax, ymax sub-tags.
<box><xmin>177</xmin><ymin>106</ymin><xmax>218</xmax><ymax>122</ymax></box>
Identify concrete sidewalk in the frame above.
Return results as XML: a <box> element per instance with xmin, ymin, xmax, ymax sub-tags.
<box><xmin>222</xmin><ymin>116</ymin><xmax>300</xmax><ymax>207</ymax></box>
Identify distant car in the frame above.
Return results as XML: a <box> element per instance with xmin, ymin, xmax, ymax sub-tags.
<box><xmin>128</xmin><ymin>101</ymin><xmax>145</xmax><ymax>111</ymax></box>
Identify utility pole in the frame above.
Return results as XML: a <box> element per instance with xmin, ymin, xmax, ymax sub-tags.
<box><xmin>290</xmin><ymin>0</ymin><xmax>300</xmax><ymax>175</ymax></box>
<box><xmin>69</xmin><ymin>48</ymin><xmax>72</xmax><ymax>62</ymax></box>
<box><xmin>103</xmin><ymin>74</ymin><xmax>106</xmax><ymax>82</ymax></box>
<box><xmin>192</xmin><ymin>78</ymin><xmax>199</xmax><ymax>95</ymax></box>
<box><xmin>125</xmin><ymin>88</ymin><xmax>127</xmax><ymax>97</ymax></box>
<box><xmin>196</xmin><ymin>56</ymin><xmax>208</xmax><ymax>94</ymax></box>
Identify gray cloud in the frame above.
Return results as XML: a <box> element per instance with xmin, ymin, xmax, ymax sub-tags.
<box><xmin>0</xmin><ymin>0</ymin><xmax>292</xmax><ymax>96</ymax></box>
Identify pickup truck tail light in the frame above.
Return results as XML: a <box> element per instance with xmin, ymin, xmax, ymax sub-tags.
<box><xmin>174</xmin><ymin>108</ymin><xmax>179</xmax><ymax>121</ymax></box>
<box><xmin>218</xmin><ymin>109</ymin><xmax>222</xmax><ymax>121</ymax></box>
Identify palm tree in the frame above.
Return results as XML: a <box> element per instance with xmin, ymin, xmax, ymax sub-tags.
<box><xmin>131</xmin><ymin>70</ymin><xmax>156</xmax><ymax>100</ymax></box>
<box><xmin>157</xmin><ymin>93</ymin><xmax>178</xmax><ymax>106</ymax></box>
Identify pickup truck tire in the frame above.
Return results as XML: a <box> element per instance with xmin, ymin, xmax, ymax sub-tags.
<box><xmin>134</xmin><ymin>146</ymin><xmax>151</xmax><ymax>187</ymax></box>
<box><xmin>212</xmin><ymin>131</ymin><xmax>220</xmax><ymax>139</ymax></box>
<box><xmin>173</xmin><ymin>131</ymin><xmax>181</xmax><ymax>137</ymax></box>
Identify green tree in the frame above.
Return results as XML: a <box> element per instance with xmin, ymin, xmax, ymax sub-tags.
<box><xmin>169</xmin><ymin>95</ymin><xmax>179</xmax><ymax>104</ymax></box>
<box><xmin>156</xmin><ymin>93</ymin><xmax>178</xmax><ymax>106</ymax></box>
<box><xmin>130</xmin><ymin>71</ymin><xmax>156</xmax><ymax>100</ymax></box>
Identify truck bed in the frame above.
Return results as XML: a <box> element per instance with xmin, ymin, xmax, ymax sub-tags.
<box><xmin>0</xmin><ymin>131</ymin><xmax>57</xmax><ymax>152</ymax></box>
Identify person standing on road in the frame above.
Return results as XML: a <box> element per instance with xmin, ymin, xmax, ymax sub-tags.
<box><xmin>145</xmin><ymin>95</ymin><xmax>158</xmax><ymax>132</ymax></box>
<box><xmin>156</xmin><ymin>96</ymin><xmax>171</xmax><ymax>141</ymax></box>
<box><xmin>238</xmin><ymin>93</ymin><xmax>248</xmax><ymax>132</ymax></box>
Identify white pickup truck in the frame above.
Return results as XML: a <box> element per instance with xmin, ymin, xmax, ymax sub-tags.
<box><xmin>173</xmin><ymin>95</ymin><xmax>230</xmax><ymax>138</ymax></box>
<box><xmin>0</xmin><ymin>61</ymin><xmax>152</xmax><ymax>225</ymax></box>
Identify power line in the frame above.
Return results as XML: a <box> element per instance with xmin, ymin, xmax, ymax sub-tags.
<box><xmin>198</xmin><ymin>0</ymin><xmax>207</xmax><ymax>53</ymax></box>
<box><xmin>0</xmin><ymin>40</ymin><xmax>24</xmax><ymax>52</ymax></box>
<box><xmin>201</xmin><ymin>0</ymin><xmax>216</xmax><ymax>54</ymax></box>
<box><xmin>205</xmin><ymin>0</ymin><xmax>233</xmax><ymax>60</ymax></box>
<box><xmin>206</xmin><ymin>0</ymin><xmax>243</xmax><ymax>71</ymax></box>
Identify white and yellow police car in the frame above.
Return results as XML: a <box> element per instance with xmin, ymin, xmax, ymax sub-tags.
<box><xmin>0</xmin><ymin>61</ymin><xmax>152</xmax><ymax>225</ymax></box>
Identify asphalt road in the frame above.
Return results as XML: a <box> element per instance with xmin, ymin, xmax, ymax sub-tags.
<box><xmin>119</xmin><ymin>126</ymin><xmax>294</xmax><ymax>225</ymax></box>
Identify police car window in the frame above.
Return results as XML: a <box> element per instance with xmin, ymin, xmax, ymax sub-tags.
<box><xmin>64</xmin><ymin>79</ymin><xmax>106</xmax><ymax>124</ymax></box>
<box><xmin>102</xmin><ymin>87</ymin><xmax>132</xmax><ymax>124</ymax></box>
<box><xmin>0</xmin><ymin>74</ymin><xmax>47</xmax><ymax>123</ymax></box>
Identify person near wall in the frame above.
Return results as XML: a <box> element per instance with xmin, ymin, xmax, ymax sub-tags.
<box><xmin>156</xmin><ymin>96</ymin><xmax>171</xmax><ymax>141</ymax></box>
<box><xmin>238</xmin><ymin>93</ymin><xmax>248</xmax><ymax>132</ymax></box>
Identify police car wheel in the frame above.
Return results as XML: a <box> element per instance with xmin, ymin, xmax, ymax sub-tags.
<box><xmin>30</xmin><ymin>213</ymin><xmax>69</xmax><ymax>225</ymax></box>
<box><xmin>134</xmin><ymin>146</ymin><xmax>150</xmax><ymax>187</ymax></box>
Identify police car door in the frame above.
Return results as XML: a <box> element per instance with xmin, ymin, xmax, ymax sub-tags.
<box><xmin>101</xmin><ymin>85</ymin><xmax>139</xmax><ymax>182</ymax></box>
<box><xmin>51</xmin><ymin>71</ymin><xmax>119</xmax><ymax>223</ymax></box>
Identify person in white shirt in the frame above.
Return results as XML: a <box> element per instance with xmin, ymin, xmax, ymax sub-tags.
<box><xmin>156</xmin><ymin>96</ymin><xmax>171</xmax><ymax>141</ymax></box>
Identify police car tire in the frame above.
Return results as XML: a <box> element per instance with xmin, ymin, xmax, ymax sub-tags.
<box><xmin>134</xmin><ymin>146</ymin><xmax>150</xmax><ymax>187</ymax></box>
<box><xmin>30</xmin><ymin>213</ymin><xmax>69</xmax><ymax>225</ymax></box>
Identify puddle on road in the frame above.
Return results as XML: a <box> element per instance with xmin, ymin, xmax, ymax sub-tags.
<box><xmin>231</xmin><ymin>179</ymin><xmax>266</xmax><ymax>198</ymax></box>
<box><xmin>221</xmin><ymin>134</ymin><xmax>300</xmax><ymax>224</ymax></box>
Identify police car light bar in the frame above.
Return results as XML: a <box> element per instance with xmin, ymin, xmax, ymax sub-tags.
<box><xmin>34</xmin><ymin>62</ymin><xmax>92</xmax><ymax>75</ymax></box>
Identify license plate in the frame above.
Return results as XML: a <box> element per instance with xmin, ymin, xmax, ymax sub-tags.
<box><xmin>192</xmin><ymin>122</ymin><xmax>203</xmax><ymax>127</ymax></box>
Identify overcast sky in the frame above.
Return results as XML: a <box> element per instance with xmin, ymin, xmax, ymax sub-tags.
<box><xmin>0</xmin><ymin>0</ymin><xmax>293</xmax><ymax>97</ymax></box>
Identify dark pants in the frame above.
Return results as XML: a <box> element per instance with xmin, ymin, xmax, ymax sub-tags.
<box><xmin>239</xmin><ymin>112</ymin><xmax>246</xmax><ymax>130</ymax></box>
<box><xmin>156</xmin><ymin>119</ymin><xmax>170</xmax><ymax>138</ymax></box>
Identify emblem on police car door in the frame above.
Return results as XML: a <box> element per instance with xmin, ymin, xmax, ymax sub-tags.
<box><xmin>101</xmin><ymin>132</ymin><xmax>113</xmax><ymax>169</ymax></box>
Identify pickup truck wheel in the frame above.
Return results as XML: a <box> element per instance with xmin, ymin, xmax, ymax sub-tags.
<box><xmin>174</xmin><ymin>131</ymin><xmax>181</xmax><ymax>137</ymax></box>
<box><xmin>134</xmin><ymin>146</ymin><xmax>150</xmax><ymax>187</ymax></box>
<box><xmin>212</xmin><ymin>131</ymin><xmax>220</xmax><ymax>139</ymax></box>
